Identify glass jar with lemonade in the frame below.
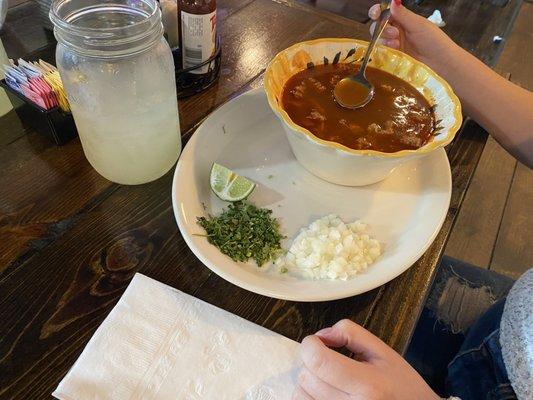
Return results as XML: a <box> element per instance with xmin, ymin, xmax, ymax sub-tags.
<box><xmin>50</xmin><ymin>0</ymin><xmax>181</xmax><ymax>185</ymax></box>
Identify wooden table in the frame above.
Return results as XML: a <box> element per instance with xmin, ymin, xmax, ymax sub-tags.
<box><xmin>0</xmin><ymin>0</ymin><xmax>500</xmax><ymax>398</ymax></box>
<box><xmin>296</xmin><ymin>0</ymin><xmax>524</xmax><ymax>68</ymax></box>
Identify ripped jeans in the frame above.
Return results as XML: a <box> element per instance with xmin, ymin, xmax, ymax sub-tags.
<box><xmin>406</xmin><ymin>257</ymin><xmax>517</xmax><ymax>399</ymax></box>
<box><xmin>446</xmin><ymin>299</ymin><xmax>516</xmax><ymax>399</ymax></box>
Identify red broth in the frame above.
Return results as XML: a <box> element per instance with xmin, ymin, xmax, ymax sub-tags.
<box><xmin>281</xmin><ymin>63</ymin><xmax>436</xmax><ymax>153</ymax></box>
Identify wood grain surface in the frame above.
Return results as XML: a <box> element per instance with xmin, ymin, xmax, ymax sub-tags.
<box><xmin>444</xmin><ymin>1</ymin><xmax>532</xmax><ymax>275</ymax></box>
<box><xmin>0</xmin><ymin>0</ymin><xmax>513</xmax><ymax>398</ymax></box>
<box><xmin>491</xmin><ymin>162</ymin><xmax>533</xmax><ymax>278</ymax></box>
<box><xmin>405</xmin><ymin>0</ymin><xmax>523</xmax><ymax>66</ymax></box>
<box><xmin>486</xmin><ymin>2</ymin><xmax>532</xmax><ymax>278</ymax></box>
<box><xmin>295</xmin><ymin>0</ymin><xmax>524</xmax><ymax>67</ymax></box>
<box><xmin>293</xmin><ymin>0</ymin><xmax>377</xmax><ymax>23</ymax></box>
<box><xmin>445</xmin><ymin>137</ymin><xmax>516</xmax><ymax>268</ymax></box>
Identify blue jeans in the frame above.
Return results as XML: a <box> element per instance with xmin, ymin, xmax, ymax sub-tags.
<box><xmin>406</xmin><ymin>257</ymin><xmax>517</xmax><ymax>399</ymax></box>
<box><xmin>446</xmin><ymin>299</ymin><xmax>517</xmax><ymax>399</ymax></box>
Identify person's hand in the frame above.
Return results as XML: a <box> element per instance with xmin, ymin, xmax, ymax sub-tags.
<box><xmin>369</xmin><ymin>1</ymin><xmax>460</xmax><ymax>76</ymax></box>
<box><xmin>293</xmin><ymin>319</ymin><xmax>440</xmax><ymax>400</ymax></box>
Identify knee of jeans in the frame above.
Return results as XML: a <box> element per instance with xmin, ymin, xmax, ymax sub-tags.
<box><xmin>427</xmin><ymin>265</ymin><xmax>497</xmax><ymax>334</ymax></box>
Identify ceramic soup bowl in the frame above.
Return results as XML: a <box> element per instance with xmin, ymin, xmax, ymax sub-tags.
<box><xmin>264</xmin><ymin>38</ymin><xmax>462</xmax><ymax>186</ymax></box>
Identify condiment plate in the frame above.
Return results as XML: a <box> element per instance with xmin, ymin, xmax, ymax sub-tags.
<box><xmin>172</xmin><ymin>88</ymin><xmax>451</xmax><ymax>301</ymax></box>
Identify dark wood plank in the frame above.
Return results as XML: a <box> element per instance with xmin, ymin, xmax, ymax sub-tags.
<box><xmin>276</xmin><ymin>0</ymin><xmax>377</xmax><ymax>23</ymax></box>
<box><xmin>0</xmin><ymin>133</ymin><xmax>114</xmax><ymax>272</ymax></box>
<box><xmin>404</xmin><ymin>0</ymin><xmax>523</xmax><ymax>67</ymax></box>
<box><xmin>445</xmin><ymin>137</ymin><xmax>516</xmax><ymax>268</ymax></box>
<box><xmin>217</xmin><ymin>0</ymin><xmax>256</xmax><ymax>19</ymax></box>
<box><xmin>191</xmin><ymin>274</ymin><xmax>381</xmax><ymax>343</ymax></box>
<box><xmin>490</xmin><ymin>163</ymin><xmax>533</xmax><ymax>279</ymax></box>
<box><xmin>296</xmin><ymin>0</ymin><xmax>523</xmax><ymax>62</ymax></box>
<box><xmin>0</xmin><ymin>108</ymin><xmax>27</xmax><ymax>147</ymax></box>
<box><xmin>294</xmin><ymin>0</ymin><xmax>378</xmax><ymax>22</ymax></box>
<box><xmin>366</xmin><ymin>119</ymin><xmax>490</xmax><ymax>353</ymax></box>
<box><xmin>0</xmin><ymin>172</ymin><xmax>213</xmax><ymax>399</ymax></box>
<box><xmin>487</xmin><ymin>2</ymin><xmax>533</xmax><ymax>278</ymax></box>
<box><xmin>302</xmin><ymin>17</ymin><xmax>368</xmax><ymax>40</ymax></box>
<box><xmin>494</xmin><ymin>1</ymin><xmax>533</xmax><ymax>90</ymax></box>
<box><xmin>445</xmin><ymin>2</ymin><xmax>532</xmax><ymax>272</ymax></box>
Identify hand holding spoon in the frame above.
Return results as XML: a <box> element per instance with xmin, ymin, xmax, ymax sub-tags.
<box><xmin>334</xmin><ymin>0</ymin><xmax>392</xmax><ymax>109</ymax></box>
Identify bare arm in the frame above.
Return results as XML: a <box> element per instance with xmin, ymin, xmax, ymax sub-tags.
<box><xmin>370</xmin><ymin>2</ymin><xmax>533</xmax><ymax>168</ymax></box>
<box><xmin>440</xmin><ymin>44</ymin><xmax>533</xmax><ymax>167</ymax></box>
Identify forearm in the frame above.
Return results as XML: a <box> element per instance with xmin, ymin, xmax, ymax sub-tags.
<box><xmin>433</xmin><ymin>44</ymin><xmax>533</xmax><ymax>168</ymax></box>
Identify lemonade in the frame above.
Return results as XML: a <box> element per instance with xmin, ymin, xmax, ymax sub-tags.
<box><xmin>52</xmin><ymin>0</ymin><xmax>181</xmax><ymax>185</ymax></box>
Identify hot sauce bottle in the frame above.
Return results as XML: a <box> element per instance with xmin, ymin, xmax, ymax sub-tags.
<box><xmin>178</xmin><ymin>0</ymin><xmax>217</xmax><ymax>74</ymax></box>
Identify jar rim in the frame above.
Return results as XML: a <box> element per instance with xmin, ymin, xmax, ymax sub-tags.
<box><xmin>50</xmin><ymin>0</ymin><xmax>163</xmax><ymax>57</ymax></box>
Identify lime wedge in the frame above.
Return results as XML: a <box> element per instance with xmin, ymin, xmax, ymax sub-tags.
<box><xmin>210</xmin><ymin>163</ymin><xmax>256</xmax><ymax>202</ymax></box>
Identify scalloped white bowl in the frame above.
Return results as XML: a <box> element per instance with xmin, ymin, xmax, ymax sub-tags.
<box><xmin>264</xmin><ymin>38</ymin><xmax>462</xmax><ymax>186</ymax></box>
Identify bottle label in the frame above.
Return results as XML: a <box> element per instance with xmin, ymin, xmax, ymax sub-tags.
<box><xmin>180</xmin><ymin>10</ymin><xmax>216</xmax><ymax>74</ymax></box>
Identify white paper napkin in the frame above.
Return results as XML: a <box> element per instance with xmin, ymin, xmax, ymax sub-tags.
<box><xmin>53</xmin><ymin>274</ymin><xmax>300</xmax><ymax>400</ymax></box>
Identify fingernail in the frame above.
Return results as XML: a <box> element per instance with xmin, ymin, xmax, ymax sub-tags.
<box><xmin>315</xmin><ymin>327</ymin><xmax>332</xmax><ymax>337</ymax></box>
<box><xmin>394</xmin><ymin>0</ymin><xmax>402</xmax><ymax>6</ymax></box>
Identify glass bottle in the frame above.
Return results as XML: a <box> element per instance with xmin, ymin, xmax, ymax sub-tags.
<box><xmin>50</xmin><ymin>0</ymin><xmax>181</xmax><ymax>185</ymax></box>
<box><xmin>178</xmin><ymin>0</ymin><xmax>217</xmax><ymax>74</ymax></box>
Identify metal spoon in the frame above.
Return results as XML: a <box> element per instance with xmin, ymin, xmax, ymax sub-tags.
<box><xmin>334</xmin><ymin>0</ymin><xmax>392</xmax><ymax>109</ymax></box>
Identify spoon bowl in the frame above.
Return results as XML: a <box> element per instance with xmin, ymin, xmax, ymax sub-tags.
<box><xmin>334</xmin><ymin>72</ymin><xmax>375</xmax><ymax>109</ymax></box>
<box><xmin>334</xmin><ymin>0</ymin><xmax>391</xmax><ymax>109</ymax></box>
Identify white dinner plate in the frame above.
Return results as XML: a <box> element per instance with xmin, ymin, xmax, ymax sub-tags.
<box><xmin>172</xmin><ymin>88</ymin><xmax>451</xmax><ymax>302</ymax></box>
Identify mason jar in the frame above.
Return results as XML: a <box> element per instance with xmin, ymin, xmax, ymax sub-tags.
<box><xmin>50</xmin><ymin>0</ymin><xmax>181</xmax><ymax>185</ymax></box>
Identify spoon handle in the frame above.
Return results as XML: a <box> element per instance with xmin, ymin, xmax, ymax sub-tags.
<box><xmin>359</xmin><ymin>0</ymin><xmax>392</xmax><ymax>76</ymax></box>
